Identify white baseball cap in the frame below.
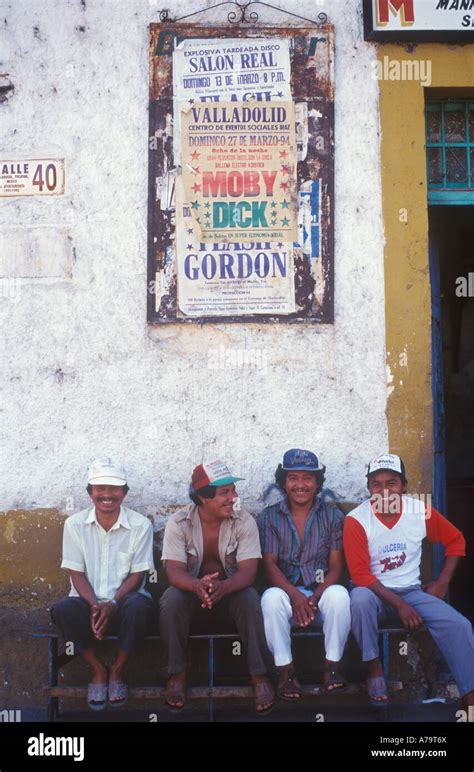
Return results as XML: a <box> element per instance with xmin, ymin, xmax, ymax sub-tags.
<box><xmin>87</xmin><ymin>457</ymin><xmax>127</xmax><ymax>486</ymax></box>
<box><xmin>366</xmin><ymin>453</ymin><xmax>407</xmax><ymax>481</ymax></box>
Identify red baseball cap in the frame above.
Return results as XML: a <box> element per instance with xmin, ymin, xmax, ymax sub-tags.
<box><xmin>191</xmin><ymin>460</ymin><xmax>244</xmax><ymax>491</ymax></box>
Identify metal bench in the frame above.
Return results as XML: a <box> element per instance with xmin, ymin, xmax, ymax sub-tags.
<box><xmin>33</xmin><ymin>626</ymin><xmax>410</xmax><ymax>721</ymax></box>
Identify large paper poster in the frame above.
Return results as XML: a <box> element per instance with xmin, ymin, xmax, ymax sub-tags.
<box><xmin>180</xmin><ymin>101</ymin><xmax>297</xmax><ymax>241</ymax></box>
<box><xmin>173</xmin><ymin>38</ymin><xmax>297</xmax><ymax>316</ymax></box>
<box><xmin>172</xmin><ymin>38</ymin><xmax>292</xmax><ymax>163</ymax></box>
<box><xmin>147</xmin><ymin>24</ymin><xmax>335</xmax><ymax>323</ymax></box>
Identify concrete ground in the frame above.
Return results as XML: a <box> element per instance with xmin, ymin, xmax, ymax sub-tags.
<box><xmin>16</xmin><ymin>695</ymin><xmax>460</xmax><ymax>723</ymax></box>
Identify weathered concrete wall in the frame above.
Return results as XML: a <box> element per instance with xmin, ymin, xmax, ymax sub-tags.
<box><xmin>0</xmin><ymin>0</ymin><xmax>387</xmax><ymax>515</ymax></box>
<box><xmin>4</xmin><ymin>0</ymin><xmax>438</xmax><ymax>712</ymax></box>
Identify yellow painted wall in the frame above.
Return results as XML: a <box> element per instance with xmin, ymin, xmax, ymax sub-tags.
<box><xmin>0</xmin><ymin>509</ymin><xmax>68</xmax><ymax>605</ymax></box>
<box><xmin>378</xmin><ymin>43</ymin><xmax>474</xmax><ymax>493</ymax></box>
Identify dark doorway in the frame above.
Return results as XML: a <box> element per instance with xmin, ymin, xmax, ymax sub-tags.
<box><xmin>429</xmin><ymin>206</ymin><xmax>474</xmax><ymax>623</ymax></box>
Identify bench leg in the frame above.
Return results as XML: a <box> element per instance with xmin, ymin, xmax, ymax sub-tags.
<box><xmin>208</xmin><ymin>638</ymin><xmax>214</xmax><ymax>723</ymax></box>
<box><xmin>382</xmin><ymin>632</ymin><xmax>389</xmax><ymax>683</ymax></box>
<box><xmin>47</xmin><ymin>637</ymin><xmax>59</xmax><ymax>721</ymax></box>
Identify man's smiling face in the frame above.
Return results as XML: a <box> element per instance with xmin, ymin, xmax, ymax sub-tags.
<box><xmin>89</xmin><ymin>484</ymin><xmax>127</xmax><ymax>516</ymax></box>
<box><xmin>284</xmin><ymin>470</ymin><xmax>318</xmax><ymax>507</ymax></box>
<box><xmin>368</xmin><ymin>470</ymin><xmax>406</xmax><ymax>515</ymax></box>
<box><xmin>199</xmin><ymin>484</ymin><xmax>237</xmax><ymax>519</ymax></box>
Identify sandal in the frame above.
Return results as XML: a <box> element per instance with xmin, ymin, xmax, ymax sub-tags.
<box><xmin>163</xmin><ymin>675</ymin><xmax>186</xmax><ymax>712</ymax></box>
<box><xmin>366</xmin><ymin>675</ymin><xmax>389</xmax><ymax>707</ymax></box>
<box><xmin>108</xmin><ymin>680</ymin><xmax>128</xmax><ymax>709</ymax></box>
<box><xmin>253</xmin><ymin>678</ymin><xmax>275</xmax><ymax>715</ymax></box>
<box><xmin>87</xmin><ymin>681</ymin><xmax>108</xmax><ymax>711</ymax></box>
<box><xmin>277</xmin><ymin>670</ymin><xmax>303</xmax><ymax>700</ymax></box>
<box><xmin>324</xmin><ymin>666</ymin><xmax>347</xmax><ymax>694</ymax></box>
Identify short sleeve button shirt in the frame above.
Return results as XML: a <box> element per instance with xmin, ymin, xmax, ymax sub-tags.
<box><xmin>61</xmin><ymin>505</ymin><xmax>154</xmax><ymax>602</ymax></box>
<box><xmin>161</xmin><ymin>503</ymin><xmax>261</xmax><ymax>577</ymax></box>
<box><xmin>258</xmin><ymin>496</ymin><xmax>345</xmax><ymax>589</ymax></box>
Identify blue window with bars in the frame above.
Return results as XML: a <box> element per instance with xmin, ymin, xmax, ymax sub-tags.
<box><xmin>425</xmin><ymin>100</ymin><xmax>474</xmax><ymax>205</ymax></box>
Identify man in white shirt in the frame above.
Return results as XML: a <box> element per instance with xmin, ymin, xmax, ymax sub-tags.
<box><xmin>344</xmin><ymin>453</ymin><xmax>474</xmax><ymax>711</ymax></box>
<box><xmin>50</xmin><ymin>458</ymin><xmax>155</xmax><ymax>711</ymax></box>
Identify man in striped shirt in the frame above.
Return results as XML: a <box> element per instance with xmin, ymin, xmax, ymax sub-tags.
<box><xmin>258</xmin><ymin>449</ymin><xmax>351</xmax><ymax>700</ymax></box>
<box><xmin>343</xmin><ymin>453</ymin><xmax>474</xmax><ymax>711</ymax></box>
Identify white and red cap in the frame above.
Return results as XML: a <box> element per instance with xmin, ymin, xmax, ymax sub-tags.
<box><xmin>366</xmin><ymin>453</ymin><xmax>407</xmax><ymax>481</ymax></box>
<box><xmin>191</xmin><ymin>460</ymin><xmax>243</xmax><ymax>491</ymax></box>
<box><xmin>88</xmin><ymin>457</ymin><xmax>127</xmax><ymax>486</ymax></box>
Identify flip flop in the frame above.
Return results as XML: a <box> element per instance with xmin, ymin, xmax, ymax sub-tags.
<box><xmin>87</xmin><ymin>681</ymin><xmax>108</xmax><ymax>711</ymax></box>
<box><xmin>277</xmin><ymin>672</ymin><xmax>303</xmax><ymax>700</ymax></box>
<box><xmin>324</xmin><ymin>667</ymin><xmax>348</xmax><ymax>695</ymax></box>
<box><xmin>253</xmin><ymin>679</ymin><xmax>275</xmax><ymax>715</ymax></box>
<box><xmin>367</xmin><ymin>675</ymin><xmax>389</xmax><ymax>707</ymax></box>
<box><xmin>163</xmin><ymin>676</ymin><xmax>186</xmax><ymax>712</ymax></box>
<box><xmin>108</xmin><ymin>681</ymin><xmax>128</xmax><ymax>709</ymax></box>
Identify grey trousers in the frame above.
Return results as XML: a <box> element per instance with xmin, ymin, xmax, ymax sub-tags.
<box><xmin>350</xmin><ymin>585</ymin><xmax>474</xmax><ymax>697</ymax></box>
<box><xmin>159</xmin><ymin>586</ymin><xmax>270</xmax><ymax>676</ymax></box>
<box><xmin>50</xmin><ymin>593</ymin><xmax>153</xmax><ymax>655</ymax></box>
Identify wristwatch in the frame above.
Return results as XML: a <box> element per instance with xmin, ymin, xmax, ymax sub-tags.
<box><xmin>110</xmin><ymin>599</ymin><xmax>119</xmax><ymax>608</ymax></box>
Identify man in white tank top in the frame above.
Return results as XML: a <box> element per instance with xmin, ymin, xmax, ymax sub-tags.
<box><xmin>343</xmin><ymin>454</ymin><xmax>474</xmax><ymax>712</ymax></box>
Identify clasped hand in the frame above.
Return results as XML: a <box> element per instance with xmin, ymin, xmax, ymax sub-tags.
<box><xmin>194</xmin><ymin>572</ymin><xmax>227</xmax><ymax>609</ymax></box>
<box><xmin>90</xmin><ymin>601</ymin><xmax>116</xmax><ymax>640</ymax></box>
<box><xmin>291</xmin><ymin>591</ymin><xmax>318</xmax><ymax>627</ymax></box>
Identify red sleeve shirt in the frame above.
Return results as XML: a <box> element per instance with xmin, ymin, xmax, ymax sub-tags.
<box><xmin>343</xmin><ymin>505</ymin><xmax>465</xmax><ymax>588</ymax></box>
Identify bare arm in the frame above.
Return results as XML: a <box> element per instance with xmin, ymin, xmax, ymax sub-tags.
<box><xmin>113</xmin><ymin>571</ymin><xmax>147</xmax><ymax>602</ymax></box>
<box><xmin>367</xmin><ymin>578</ymin><xmax>424</xmax><ymax>629</ymax></box>
<box><xmin>165</xmin><ymin>560</ymin><xmax>218</xmax><ymax>608</ymax></box>
<box><xmin>263</xmin><ymin>553</ymin><xmax>301</xmax><ymax>600</ymax></box>
<box><xmin>69</xmin><ymin>570</ymin><xmax>97</xmax><ymax>606</ymax></box>
<box><xmin>262</xmin><ymin>553</ymin><xmax>314</xmax><ymax>627</ymax></box>
<box><xmin>424</xmin><ymin>555</ymin><xmax>461</xmax><ymax>598</ymax></box>
<box><xmin>310</xmin><ymin>549</ymin><xmax>344</xmax><ymax>606</ymax></box>
<box><xmin>206</xmin><ymin>558</ymin><xmax>258</xmax><ymax>605</ymax></box>
<box><xmin>69</xmin><ymin>569</ymin><xmax>148</xmax><ymax>639</ymax></box>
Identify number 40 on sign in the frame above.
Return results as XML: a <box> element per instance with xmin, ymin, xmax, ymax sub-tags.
<box><xmin>0</xmin><ymin>158</ymin><xmax>65</xmax><ymax>197</ymax></box>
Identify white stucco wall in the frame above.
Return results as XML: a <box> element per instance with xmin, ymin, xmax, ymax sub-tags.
<box><xmin>0</xmin><ymin>0</ymin><xmax>387</xmax><ymax>513</ymax></box>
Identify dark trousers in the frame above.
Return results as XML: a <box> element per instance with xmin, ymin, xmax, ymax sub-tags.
<box><xmin>50</xmin><ymin>593</ymin><xmax>153</xmax><ymax>655</ymax></box>
<box><xmin>159</xmin><ymin>586</ymin><xmax>270</xmax><ymax>676</ymax></box>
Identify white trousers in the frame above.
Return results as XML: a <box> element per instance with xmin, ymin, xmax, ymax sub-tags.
<box><xmin>261</xmin><ymin>584</ymin><xmax>351</xmax><ymax>666</ymax></box>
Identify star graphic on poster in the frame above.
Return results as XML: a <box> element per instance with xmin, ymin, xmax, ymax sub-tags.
<box><xmin>271</xmin><ymin>201</ymin><xmax>277</xmax><ymax>209</ymax></box>
<box><xmin>280</xmin><ymin>181</ymin><xmax>289</xmax><ymax>191</ymax></box>
<box><xmin>281</xmin><ymin>199</ymin><xmax>290</xmax><ymax>209</ymax></box>
<box><xmin>274</xmin><ymin>91</ymin><xmax>284</xmax><ymax>98</ymax></box>
<box><xmin>279</xmin><ymin>150</ymin><xmax>288</xmax><ymax>158</ymax></box>
<box><xmin>281</xmin><ymin>217</ymin><xmax>290</xmax><ymax>227</ymax></box>
<box><xmin>191</xmin><ymin>182</ymin><xmax>201</xmax><ymax>193</ymax></box>
<box><xmin>191</xmin><ymin>200</ymin><xmax>200</xmax><ymax>210</ymax></box>
<box><xmin>191</xmin><ymin>150</ymin><xmax>200</xmax><ymax>160</ymax></box>
<box><xmin>187</xmin><ymin>244</ymin><xmax>193</xmax><ymax>250</ymax></box>
<box><xmin>188</xmin><ymin>99</ymin><xmax>195</xmax><ymax>105</ymax></box>
<box><xmin>271</xmin><ymin>218</ymin><xmax>277</xmax><ymax>226</ymax></box>
<box><xmin>187</xmin><ymin>227</ymin><xmax>193</xmax><ymax>234</ymax></box>
<box><xmin>277</xmin><ymin>242</ymin><xmax>283</xmax><ymax>248</ymax></box>
<box><xmin>205</xmin><ymin>202</ymin><xmax>211</xmax><ymax>210</ymax></box>
<box><xmin>281</xmin><ymin>164</ymin><xmax>291</xmax><ymax>175</ymax></box>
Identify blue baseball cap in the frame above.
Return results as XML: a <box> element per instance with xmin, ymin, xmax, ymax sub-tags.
<box><xmin>282</xmin><ymin>448</ymin><xmax>323</xmax><ymax>471</ymax></box>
